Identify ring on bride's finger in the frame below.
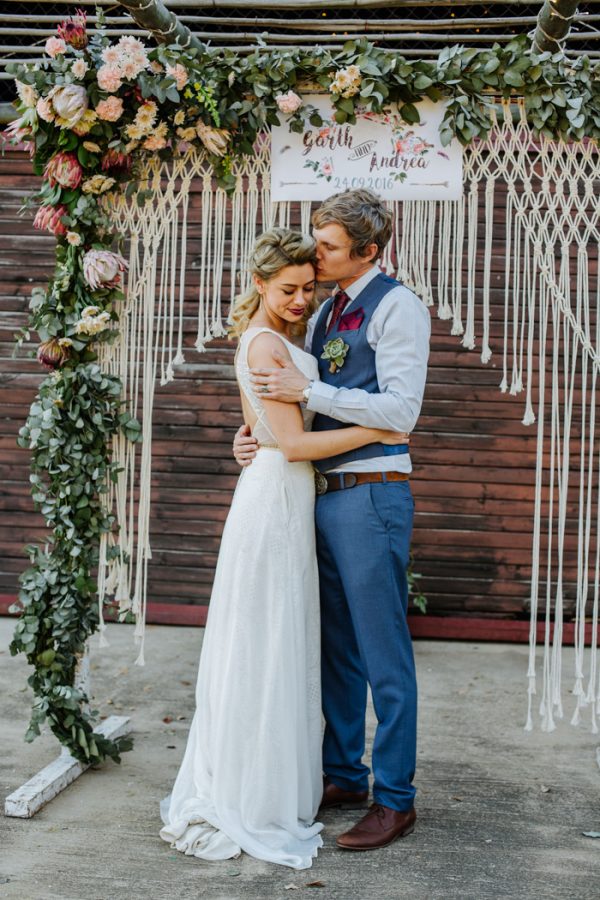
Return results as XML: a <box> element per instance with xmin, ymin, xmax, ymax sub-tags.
<box><xmin>260</xmin><ymin>386</ymin><xmax>269</xmax><ymax>393</ymax></box>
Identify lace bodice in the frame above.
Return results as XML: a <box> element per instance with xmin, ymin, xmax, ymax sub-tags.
<box><xmin>236</xmin><ymin>327</ymin><xmax>319</xmax><ymax>446</ymax></box>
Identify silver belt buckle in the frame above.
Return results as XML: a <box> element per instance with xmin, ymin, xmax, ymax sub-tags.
<box><xmin>314</xmin><ymin>470</ymin><xmax>328</xmax><ymax>495</ymax></box>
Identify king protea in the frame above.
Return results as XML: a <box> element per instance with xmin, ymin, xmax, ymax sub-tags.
<box><xmin>33</xmin><ymin>204</ymin><xmax>68</xmax><ymax>236</ymax></box>
<box><xmin>37</xmin><ymin>337</ymin><xmax>72</xmax><ymax>369</ymax></box>
<box><xmin>44</xmin><ymin>152</ymin><xmax>83</xmax><ymax>189</ymax></box>
<box><xmin>82</xmin><ymin>249</ymin><xmax>128</xmax><ymax>291</ymax></box>
<box><xmin>57</xmin><ymin>9</ymin><xmax>88</xmax><ymax>49</ymax></box>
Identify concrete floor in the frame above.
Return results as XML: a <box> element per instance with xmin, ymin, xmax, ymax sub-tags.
<box><xmin>1</xmin><ymin>618</ymin><xmax>598</xmax><ymax>900</ymax></box>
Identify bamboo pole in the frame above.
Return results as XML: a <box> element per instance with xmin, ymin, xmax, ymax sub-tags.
<box><xmin>4</xmin><ymin>16</ymin><xmax>600</xmax><ymax>33</ymax></box>
<box><xmin>532</xmin><ymin>0</ymin><xmax>580</xmax><ymax>53</ymax></box>
<box><xmin>7</xmin><ymin>13</ymin><xmax>599</xmax><ymax>28</ymax></box>
<box><xmin>117</xmin><ymin>0</ymin><xmax>204</xmax><ymax>49</ymax></box>
<box><xmin>2</xmin><ymin>29</ymin><xmax>598</xmax><ymax>51</ymax></box>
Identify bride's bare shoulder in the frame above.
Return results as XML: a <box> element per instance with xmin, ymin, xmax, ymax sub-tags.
<box><xmin>246</xmin><ymin>330</ymin><xmax>292</xmax><ymax>367</ymax></box>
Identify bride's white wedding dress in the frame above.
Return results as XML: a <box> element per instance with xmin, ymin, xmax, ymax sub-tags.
<box><xmin>159</xmin><ymin>327</ymin><xmax>323</xmax><ymax>869</ymax></box>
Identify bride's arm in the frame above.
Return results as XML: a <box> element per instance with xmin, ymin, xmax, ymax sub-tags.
<box><xmin>247</xmin><ymin>332</ymin><xmax>400</xmax><ymax>464</ymax></box>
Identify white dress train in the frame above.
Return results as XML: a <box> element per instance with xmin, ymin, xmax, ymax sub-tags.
<box><xmin>159</xmin><ymin>327</ymin><xmax>323</xmax><ymax>869</ymax></box>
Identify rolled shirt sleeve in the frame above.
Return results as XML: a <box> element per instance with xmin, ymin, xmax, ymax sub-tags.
<box><xmin>306</xmin><ymin>285</ymin><xmax>431</xmax><ymax>433</ymax></box>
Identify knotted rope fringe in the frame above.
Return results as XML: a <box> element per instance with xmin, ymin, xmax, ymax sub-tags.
<box><xmin>98</xmin><ymin>101</ymin><xmax>599</xmax><ymax>732</ymax></box>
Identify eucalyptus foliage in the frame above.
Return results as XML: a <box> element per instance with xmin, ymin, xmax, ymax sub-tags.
<box><xmin>13</xmin><ymin>364</ymin><xmax>137</xmax><ymax>763</ymax></box>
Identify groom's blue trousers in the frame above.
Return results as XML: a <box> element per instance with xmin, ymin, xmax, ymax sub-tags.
<box><xmin>315</xmin><ymin>478</ymin><xmax>417</xmax><ymax>812</ymax></box>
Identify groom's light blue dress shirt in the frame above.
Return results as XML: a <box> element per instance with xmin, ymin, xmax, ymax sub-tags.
<box><xmin>304</xmin><ymin>266</ymin><xmax>431</xmax><ymax>474</ymax></box>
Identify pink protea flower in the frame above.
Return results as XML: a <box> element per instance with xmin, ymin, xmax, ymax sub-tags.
<box><xmin>101</xmin><ymin>149</ymin><xmax>131</xmax><ymax>176</ymax></box>
<box><xmin>33</xmin><ymin>204</ymin><xmax>68</xmax><ymax>236</ymax></box>
<box><xmin>275</xmin><ymin>91</ymin><xmax>303</xmax><ymax>115</ymax></box>
<box><xmin>57</xmin><ymin>9</ymin><xmax>88</xmax><ymax>49</ymax></box>
<box><xmin>95</xmin><ymin>96</ymin><xmax>124</xmax><ymax>122</ymax></box>
<box><xmin>45</xmin><ymin>37</ymin><xmax>66</xmax><ymax>58</ymax></box>
<box><xmin>3</xmin><ymin>116</ymin><xmax>32</xmax><ymax>145</ymax></box>
<box><xmin>82</xmin><ymin>249</ymin><xmax>128</xmax><ymax>290</ymax></box>
<box><xmin>44</xmin><ymin>152</ymin><xmax>83</xmax><ymax>189</ymax></box>
<box><xmin>37</xmin><ymin>337</ymin><xmax>72</xmax><ymax>370</ymax></box>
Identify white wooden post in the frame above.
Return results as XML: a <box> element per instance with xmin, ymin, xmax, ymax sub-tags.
<box><xmin>4</xmin><ymin>642</ymin><xmax>132</xmax><ymax>819</ymax></box>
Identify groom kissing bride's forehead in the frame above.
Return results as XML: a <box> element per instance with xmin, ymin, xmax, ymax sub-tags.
<box><xmin>310</xmin><ymin>188</ymin><xmax>394</xmax><ymax>289</ymax></box>
<box><xmin>241</xmin><ymin>188</ymin><xmax>431</xmax><ymax>852</ymax></box>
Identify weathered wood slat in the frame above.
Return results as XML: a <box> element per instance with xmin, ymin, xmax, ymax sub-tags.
<box><xmin>1</xmin><ymin>146</ymin><xmax>595</xmax><ymax>622</ymax></box>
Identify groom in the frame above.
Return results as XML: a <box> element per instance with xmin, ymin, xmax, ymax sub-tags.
<box><xmin>234</xmin><ymin>189</ymin><xmax>430</xmax><ymax>850</ymax></box>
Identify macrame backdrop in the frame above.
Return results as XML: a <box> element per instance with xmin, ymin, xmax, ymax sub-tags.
<box><xmin>97</xmin><ymin>99</ymin><xmax>599</xmax><ymax>732</ymax></box>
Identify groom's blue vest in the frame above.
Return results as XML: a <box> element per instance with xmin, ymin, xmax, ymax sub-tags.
<box><xmin>311</xmin><ymin>272</ymin><xmax>408</xmax><ymax>473</ymax></box>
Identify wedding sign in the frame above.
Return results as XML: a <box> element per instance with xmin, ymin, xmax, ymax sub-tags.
<box><xmin>271</xmin><ymin>96</ymin><xmax>463</xmax><ymax>202</ymax></box>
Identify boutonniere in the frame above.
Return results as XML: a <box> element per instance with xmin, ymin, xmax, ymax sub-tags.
<box><xmin>338</xmin><ymin>307</ymin><xmax>365</xmax><ymax>332</ymax></box>
<box><xmin>321</xmin><ymin>337</ymin><xmax>349</xmax><ymax>374</ymax></box>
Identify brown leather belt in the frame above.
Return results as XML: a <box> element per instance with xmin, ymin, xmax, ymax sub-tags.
<box><xmin>316</xmin><ymin>470</ymin><xmax>409</xmax><ymax>495</ymax></box>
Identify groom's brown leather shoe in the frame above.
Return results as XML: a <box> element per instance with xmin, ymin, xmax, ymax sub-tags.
<box><xmin>336</xmin><ymin>803</ymin><xmax>416</xmax><ymax>850</ymax></box>
<box><xmin>319</xmin><ymin>779</ymin><xmax>369</xmax><ymax>811</ymax></box>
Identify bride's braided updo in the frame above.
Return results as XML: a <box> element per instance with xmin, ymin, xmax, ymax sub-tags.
<box><xmin>229</xmin><ymin>228</ymin><xmax>318</xmax><ymax>339</ymax></box>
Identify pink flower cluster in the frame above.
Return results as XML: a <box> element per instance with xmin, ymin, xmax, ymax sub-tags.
<box><xmin>97</xmin><ymin>36</ymin><xmax>149</xmax><ymax>93</ymax></box>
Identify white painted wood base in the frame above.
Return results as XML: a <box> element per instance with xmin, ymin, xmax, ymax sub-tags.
<box><xmin>4</xmin><ymin>715</ymin><xmax>132</xmax><ymax>819</ymax></box>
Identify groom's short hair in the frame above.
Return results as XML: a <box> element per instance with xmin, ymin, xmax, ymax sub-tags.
<box><xmin>312</xmin><ymin>189</ymin><xmax>393</xmax><ymax>262</ymax></box>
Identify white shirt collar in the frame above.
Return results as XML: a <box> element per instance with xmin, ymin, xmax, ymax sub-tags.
<box><xmin>336</xmin><ymin>265</ymin><xmax>381</xmax><ymax>303</ymax></box>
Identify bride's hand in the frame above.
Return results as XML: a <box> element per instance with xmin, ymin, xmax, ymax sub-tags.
<box><xmin>233</xmin><ymin>424</ymin><xmax>258</xmax><ymax>467</ymax></box>
<box><xmin>377</xmin><ymin>430</ymin><xmax>411</xmax><ymax>446</ymax></box>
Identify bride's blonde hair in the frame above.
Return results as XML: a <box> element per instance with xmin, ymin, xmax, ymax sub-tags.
<box><xmin>229</xmin><ymin>228</ymin><xmax>318</xmax><ymax>339</ymax></box>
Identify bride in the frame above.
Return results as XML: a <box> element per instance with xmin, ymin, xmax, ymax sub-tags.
<box><xmin>159</xmin><ymin>228</ymin><xmax>407</xmax><ymax>869</ymax></box>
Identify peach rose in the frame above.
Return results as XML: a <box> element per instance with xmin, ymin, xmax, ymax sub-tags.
<box><xmin>45</xmin><ymin>37</ymin><xmax>66</xmax><ymax>58</ymax></box>
<box><xmin>96</xmin><ymin>96</ymin><xmax>124</xmax><ymax>122</ymax></box>
<box><xmin>275</xmin><ymin>91</ymin><xmax>303</xmax><ymax>115</ymax></box>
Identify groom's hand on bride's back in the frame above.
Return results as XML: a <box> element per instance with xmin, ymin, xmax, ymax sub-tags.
<box><xmin>233</xmin><ymin>424</ymin><xmax>258</xmax><ymax>467</ymax></box>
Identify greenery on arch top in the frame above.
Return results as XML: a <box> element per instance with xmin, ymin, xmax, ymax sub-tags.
<box><xmin>3</xmin><ymin>8</ymin><xmax>600</xmax><ymax>767</ymax></box>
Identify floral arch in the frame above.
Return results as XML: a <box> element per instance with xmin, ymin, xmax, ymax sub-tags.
<box><xmin>4</xmin><ymin>8</ymin><xmax>600</xmax><ymax>764</ymax></box>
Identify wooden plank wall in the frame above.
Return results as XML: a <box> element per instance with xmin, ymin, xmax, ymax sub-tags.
<box><xmin>0</xmin><ymin>148</ymin><xmax>589</xmax><ymax>623</ymax></box>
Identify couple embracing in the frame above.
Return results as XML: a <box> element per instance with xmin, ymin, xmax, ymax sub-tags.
<box><xmin>159</xmin><ymin>189</ymin><xmax>431</xmax><ymax>869</ymax></box>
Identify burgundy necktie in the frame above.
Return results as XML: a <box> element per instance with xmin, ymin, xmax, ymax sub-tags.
<box><xmin>326</xmin><ymin>290</ymin><xmax>350</xmax><ymax>336</ymax></box>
